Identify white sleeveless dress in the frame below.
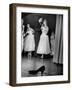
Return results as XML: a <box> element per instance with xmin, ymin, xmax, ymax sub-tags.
<box><xmin>37</xmin><ymin>26</ymin><xmax>50</xmax><ymax>54</ymax></box>
<box><xmin>24</xmin><ymin>29</ymin><xmax>35</xmax><ymax>52</ymax></box>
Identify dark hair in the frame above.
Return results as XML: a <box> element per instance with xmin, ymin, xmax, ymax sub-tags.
<box><xmin>24</xmin><ymin>25</ymin><xmax>27</xmax><ymax>33</ymax></box>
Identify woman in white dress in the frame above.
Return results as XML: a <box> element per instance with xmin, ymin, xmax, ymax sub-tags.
<box><xmin>21</xmin><ymin>19</ymin><xmax>25</xmax><ymax>53</ymax></box>
<box><xmin>37</xmin><ymin>19</ymin><xmax>50</xmax><ymax>58</ymax></box>
<box><xmin>24</xmin><ymin>24</ymin><xmax>35</xmax><ymax>57</ymax></box>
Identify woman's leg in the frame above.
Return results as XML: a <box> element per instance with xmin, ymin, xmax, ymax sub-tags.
<box><xmin>28</xmin><ymin>51</ymin><xmax>32</xmax><ymax>58</ymax></box>
<box><xmin>41</xmin><ymin>54</ymin><xmax>44</xmax><ymax>58</ymax></box>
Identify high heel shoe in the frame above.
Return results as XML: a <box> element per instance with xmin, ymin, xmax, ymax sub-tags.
<box><xmin>29</xmin><ymin>65</ymin><xmax>45</xmax><ymax>76</ymax></box>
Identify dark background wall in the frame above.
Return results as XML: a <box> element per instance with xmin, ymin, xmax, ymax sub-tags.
<box><xmin>22</xmin><ymin>13</ymin><xmax>56</xmax><ymax>32</ymax></box>
<box><xmin>22</xmin><ymin>13</ymin><xmax>56</xmax><ymax>52</ymax></box>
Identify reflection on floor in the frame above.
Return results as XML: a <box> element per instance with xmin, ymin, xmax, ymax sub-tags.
<box><xmin>21</xmin><ymin>56</ymin><xmax>63</xmax><ymax>77</ymax></box>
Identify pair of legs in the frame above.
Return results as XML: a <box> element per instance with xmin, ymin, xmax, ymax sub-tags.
<box><xmin>27</xmin><ymin>51</ymin><xmax>44</xmax><ymax>59</ymax></box>
<box><xmin>28</xmin><ymin>52</ymin><xmax>44</xmax><ymax>59</ymax></box>
<box><xmin>28</xmin><ymin>51</ymin><xmax>32</xmax><ymax>57</ymax></box>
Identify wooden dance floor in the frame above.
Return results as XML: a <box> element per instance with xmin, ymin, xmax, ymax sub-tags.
<box><xmin>21</xmin><ymin>57</ymin><xmax>63</xmax><ymax>77</ymax></box>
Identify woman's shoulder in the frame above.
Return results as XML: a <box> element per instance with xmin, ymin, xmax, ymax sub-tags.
<box><xmin>46</xmin><ymin>25</ymin><xmax>49</xmax><ymax>29</ymax></box>
<box><xmin>41</xmin><ymin>25</ymin><xmax>45</xmax><ymax>29</ymax></box>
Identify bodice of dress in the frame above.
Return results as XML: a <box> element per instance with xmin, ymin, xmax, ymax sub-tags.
<box><xmin>41</xmin><ymin>25</ymin><xmax>49</xmax><ymax>35</ymax></box>
<box><xmin>27</xmin><ymin>28</ymin><xmax>34</xmax><ymax>35</ymax></box>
